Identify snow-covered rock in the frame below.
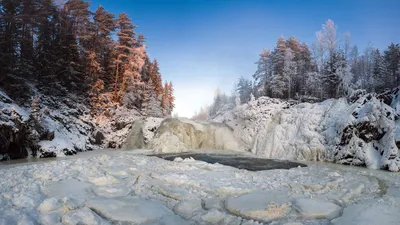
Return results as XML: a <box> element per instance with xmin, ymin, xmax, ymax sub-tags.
<box><xmin>0</xmin><ymin>90</ymin><xmax>32</xmax><ymax>160</ymax></box>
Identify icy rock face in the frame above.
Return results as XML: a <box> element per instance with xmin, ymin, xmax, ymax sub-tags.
<box><xmin>92</xmin><ymin>103</ymin><xmax>143</xmax><ymax>149</ymax></box>
<box><xmin>0</xmin><ymin>91</ymin><xmax>34</xmax><ymax>160</ymax></box>
<box><xmin>150</xmin><ymin>118</ymin><xmax>241</xmax><ymax>153</ymax></box>
<box><xmin>214</xmin><ymin>88</ymin><xmax>400</xmax><ymax>172</ymax></box>
<box><xmin>215</xmin><ymin>96</ymin><xmax>340</xmax><ymax>161</ymax></box>
<box><xmin>123</xmin><ymin>117</ymin><xmax>164</xmax><ymax>150</ymax></box>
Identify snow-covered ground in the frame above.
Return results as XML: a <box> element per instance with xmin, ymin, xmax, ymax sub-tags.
<box><xmin>0</xmin><ymin>150</ymin><xmax>399</xmax><ymax>225</ymax></box>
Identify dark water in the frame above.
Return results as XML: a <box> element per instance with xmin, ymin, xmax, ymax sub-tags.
<box><xmin>151</xmin><ymin>153</ymin><xmax>307</xmax><ymax>171</ymax></box>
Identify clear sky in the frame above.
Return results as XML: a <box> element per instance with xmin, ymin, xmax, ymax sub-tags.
<box><xmin>89</xmin><ymin>0</ymin><xmax>400</xmax><ymax>118</ymax></box>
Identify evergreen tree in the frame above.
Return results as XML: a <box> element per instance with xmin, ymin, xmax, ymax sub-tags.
<box><xmin>283</xmin><ymin>48</ymin><xmax>296</xmax><ymax>99</ymax></box>
<box><xmin>372</xmin><ymin>49</ymin><xmax>389</xmax><ymax>92</ymax></box>
<box><xmin>0</xmin><ymin>0</ymin><xmax>21</xmax><ymax>75</ymax></box>
<box><xmin>384</xmin><ymin>43</ymin><xmax>400</xmax><ymax>87</ymax></box>
<box><xmin>236</xmin><ymin>77</ymin><xmax>253</xmax><ymax>103</ymax></box>
<box><xmin>253</xmin><ymin>49</ymin><xmax>272</xmax><ymax>96</ymax></box>
<box><xmin>36</xmin><ymin>0</ymin><xmax>58</xmax><ymax>84</ymax></box>
<box><xmin>93</xmin><ymin>5</ymin><xmax>116</xmax><ymax>87</ymax></box>
<box><xmin>113</xmin><ymin>13</ymin><xmax>137</xmax><ymax>102</ymax></box>
<box><xmin>18</xmin><ymin>0</ymin><xmax>37</xmax><ymax>77</ymax></box>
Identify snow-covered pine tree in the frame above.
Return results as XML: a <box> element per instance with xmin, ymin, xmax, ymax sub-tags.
<box><xmin>161</xmin><ymin>81</ymin><xmax>170</xmax><ymax>116</ymax></box>
<box><xmin>253</xmin><ymin>49</ymin><xmax>273</xmax><ymax>96</ymax></box>
<box><xmin>283</xmin><ymin>48</ymin><xmax>297</xmax><ymax>99</ymax></box>
<box><xmin>372</xmin><ymin>49</ymin><xmax>389</xmax><ymax>92</ymax></box>
<box><xmin>236</xmin><ymin>77</ymin><xmax>253</xmax><ymax>103</ymax></box>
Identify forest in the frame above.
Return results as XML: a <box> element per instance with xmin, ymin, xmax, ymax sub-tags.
<box><xmin>0</xmin><ymin>0</ymin><xmax>175</xmax><ymax>116</ymax></box>
<box><xmin>196</xmin><ymin>19</ymin><xmax>400</xmax><ymax>120</ymax></box>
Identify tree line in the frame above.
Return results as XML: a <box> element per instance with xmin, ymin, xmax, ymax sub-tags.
<box><xmin>198</xmin><ymin>19</ymin><xmax>400</xmax><ymax>119</ymax></box>
<box><xmin>0</xmin><ymin>0</ymin><xmax>175</xmax><ymax>116</ymax></box>
<box><xmin>236</xmin><ymin>19</ymin><xmax>400</xmax><ymax>104</ymax></box>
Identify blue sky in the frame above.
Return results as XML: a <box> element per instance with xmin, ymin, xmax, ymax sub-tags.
<box><xmin>90</xmin><ymin>0</ymin><xmax>400</xmax><ymax>117</ymax></box>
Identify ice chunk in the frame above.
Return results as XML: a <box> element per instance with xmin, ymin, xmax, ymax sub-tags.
<box><xmin>61</xmin><ymin>207</ymin><xmax>110</xmax><ymax>225</ymax></box>
<box><xmin>93</xmin><ymin>186</ymin><xmax>130</xmax><ymax>198</ymax></box>
<box><xmin>332</xmin><ymin>200</ymin><xmax>400</xmax><ymax>225</ymax></box>
<box><xmin>292</xmin><ymin>198</ymin><xmax>341</xmax><ymax>219</ymax></box>
<box><xmin>42</xmin><ymin>179</ymin><xmax>93</xmax><ymax>199</ymax></box>
<box><xmin>201</xmin><ymin>209</ymin><xmax>226</xmax><ymax>224</ymax></box>
<box><xmin>225</xmin><ymin>190</ymin><xmax>291</xmax><ymax>222</ymax></box>
<box><xmin>87</xmin><ymin>196</ymin><xmax>188</xmax><ymax>224</ymax></box>
<box><xmin>38</xmin><ymin>198</ymin><xmax>62</xmax><ymax>213</ymax></box>
<box><xmin>173</xmin><ymin>198</ymin><xmax>203</xmax><ymax>219</ymax></box>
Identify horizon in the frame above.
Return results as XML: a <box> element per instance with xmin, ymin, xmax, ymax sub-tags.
<box><xmin>90</xmin><ymin>0</ymin><xmax>400</xmax><ymax>117</ymax></box>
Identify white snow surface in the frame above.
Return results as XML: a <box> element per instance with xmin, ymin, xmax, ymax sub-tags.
<box><xmin>213</xmin><ymin>93</ymin><xmax>400</xmax><ymax>172</ymax></box>
<box><xmin>0</xmin><ymin>150</ymin><xmax>399</xmax><ymax>225</ymax></box>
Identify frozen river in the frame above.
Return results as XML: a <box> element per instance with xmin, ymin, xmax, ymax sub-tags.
<box><xmin>0</xmin><ymin>149</ymin><xmax>399</xmax><ymax>225</ymax></box>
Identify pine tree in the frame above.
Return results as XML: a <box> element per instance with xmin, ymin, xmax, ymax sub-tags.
<box><xmin>372</xmin><ymin>49</ymin><xmax>389</xmax><ymax>92</ymax></box>
<box><xmin>321</xmin><ymin>50</ymin><xmax>352</xmax><ymax>98</ymax></box>
<box><xmin>54</xmin><ymin>5</ymin><xmax>82</xmax><ymax>93</ymax></box>
<box><xmin>18</xmin><ymin>0</ymin><xmax>37</xmax><ymax>77</ymax></box>
<box><xmin>384</xmin><ymin>43</ymin><xmax>400</xmax><ymax>87</ymax></box>
<box><xmin>253</xmin><ymin>49</ymin><xmax>272</xmax><ymax>96</ymax></box>
<box><xmin>36</xmin><ymin>0</ymin><xmax>58</xmax><ymax>84</ymax></box>
<box><xmin>168</xmin><ymin>81</ymin><xmax>175</xmax><ymax>114</ymax></box>
<box><xmin>64</xmin><ymin>0</ymin><xmax>91</xmax><ymax>52</ymax></box>
<box><xmin>270</xmin><ymin>35</ymin><xmax>288</xmax><ymax>98</ymax></box>
<box><xmin>161</xmin><ymin>81</ymin><xmax>170</xmax><ymax>115</ymax></box>
<box><xmin>93</xmin><ymin>5</ymin><xmax>116</xmax><ymax>87</ymax></box>
<box><xmin>0</xmin><ymin>0</ymin><xmax>21</xmax><ymax>75</ymax></box>
<box><xmin>236</xmin><ymin>77</ymin><xmax>253</xmax><ymax>103</ymax></box>
<box><xmin>113</xmin><ymin>13</ymin><xmax>137</xmax><ymax>102</ymax></box>
<box><xmin>150</xmin><ymin>60</ymin><xmax>163</xmax><ymax>95</ymax></box>
<box><xmin>283</xmin><ymin>48</ymin><xmax>296</xmax><ymax>99</ymax></box>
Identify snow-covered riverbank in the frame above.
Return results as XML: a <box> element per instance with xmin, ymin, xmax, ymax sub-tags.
<box><xmin>1</xmin><ymin>150</ymin><xmax>399</xmax><ymax>225</ymax></box>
